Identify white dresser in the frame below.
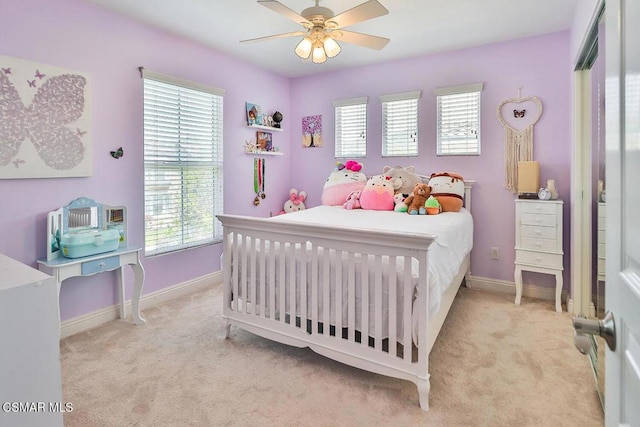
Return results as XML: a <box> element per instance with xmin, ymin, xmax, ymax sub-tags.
<box><xmin>0</xmin><ymin>254</ymin><xmax>64</xmax><ymax>427</ymax></box>
<box><xmin>597</xmin><ymin>202</ymin><xmax>606</xmax><ymax>282</ymax></box>
<box><xmin>514</xmin><ymin>199</ymin><xmax>564</xmax><ymax>312</ymax></box>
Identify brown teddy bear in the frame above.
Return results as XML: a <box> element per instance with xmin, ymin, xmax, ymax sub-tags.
<box><xmin>404</xmin><ymin>183</ymin><xmax>432</xmax><ymax>215</ymax></box>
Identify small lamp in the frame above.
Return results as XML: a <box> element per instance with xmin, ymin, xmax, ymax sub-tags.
<box><xmin>312</xmin><ymin>42</ymin><xmax>327</xmax><ymax>64</ymax></box>
<box><xmin>323</xmin><ymin>37</ymin><xmax>341</xmax><ymax>58</ymax></box>
<box><xmin>295</xmin><ymin>37</ymin><xmax>313</xmax><ymax>59</ymax></box>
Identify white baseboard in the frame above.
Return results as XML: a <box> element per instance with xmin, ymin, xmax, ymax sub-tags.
<box><xmin>60</xmin><ymin>270</ymin><xmax>222</xmax><ymax>339</ymax></box>
<box><xmin>61</xmin><ymin>272</ymin><xmax>563</xmax><ymax>338</ymax></box>
<box><xmin>467</xmin><ymin>275</ymin><xmax>562</xmax><ymax>302</ymax></box>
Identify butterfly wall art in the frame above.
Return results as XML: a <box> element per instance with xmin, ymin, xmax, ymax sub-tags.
<box><xmin>110</xmin><ymin>147</ymin><xmax>124</xmax><ymax>159</ymax></box>
<box><xmin>0</xmin><ymin>54</ymin><xmax>92</xmax><ymax>179</ymax></box>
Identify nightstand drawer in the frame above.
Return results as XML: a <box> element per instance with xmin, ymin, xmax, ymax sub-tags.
<box><xmin>518</xmin><ymin>202</ymin><xmax>558</xmax><ymax>215</ymax></box>
<box><xmin>81</xmin><ymin>255</ymin><xmax>120</xmax><ymax>275</ymax></box>
<box><xmin>520</xmin><ymin>237</ymin><xmax>559</xmax><ymax>252</ymax></box>
<box><xmin>515</xmin><ymin>250</ymin><xmax>563</xmax><ymax>268</ymax></box>
<box><xmin>521</xmin><ymin>225</ymin><xmax>557</xmax><ymax>239</ymax></box>
<box><xmin>520</xmin><ymin>213</ymin><xmax>557</xmax><ymax>227</ymax></box>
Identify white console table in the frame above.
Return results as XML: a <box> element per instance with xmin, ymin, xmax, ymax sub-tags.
<box><xmin>37</xmin><ymin>246</ymin><xmax>146</xmax><ymax>325</ymax></box>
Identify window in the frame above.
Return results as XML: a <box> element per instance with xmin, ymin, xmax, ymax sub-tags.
<box><xmin>333</xmin><ymin>96</ymin><xmax>367</xmax><ymax>158</ymax></box>
<box><xmin>435</xmin><ymin>83</ymin><xmax>483</xmax><ymax>155</ymax></box>
<box><xmin>142</xmin><ymin>69</ymin><xmax>224</xmax><ymax>256</ymax></box>
<box><xmin>381</xmin><ymin>90</ymin><xmax>421</xmax><ymax>157</ymax></box>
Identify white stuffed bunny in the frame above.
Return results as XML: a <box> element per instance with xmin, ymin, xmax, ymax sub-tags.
<box><xmin>280</xmin><ymin>188</ymin><xmax>307</xmax><ymax>214</ymax></box>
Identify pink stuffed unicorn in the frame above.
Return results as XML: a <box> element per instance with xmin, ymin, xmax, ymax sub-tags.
<box><xmin>321</xmin><ymin>160</ymin><xmax>367</xmax><ymax>206</ymax></box>
<box><xmin>343</xmin><ymin>190</ymin><xmax>362</xmax><ymax>210</ymax></box>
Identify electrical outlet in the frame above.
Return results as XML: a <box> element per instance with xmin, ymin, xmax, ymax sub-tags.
<box><xmin>490</xmin><ymin>247</ymin><xmax>499</xmax><ymax>260</ymax></box>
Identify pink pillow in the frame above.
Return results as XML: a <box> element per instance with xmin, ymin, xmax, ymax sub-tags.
<box><xmin>359</xmin><ymin>175</ymin><xmax>396</xmax><ymax>211</ymax></box>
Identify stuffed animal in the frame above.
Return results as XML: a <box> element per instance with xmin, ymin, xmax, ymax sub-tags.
<box><xmin>425</xmin><ymin>195</ymin><xmax>441</xmax><ymax>214</ymax></box>
<box><xmin>359</xmin><ymin>174</ymin><xmax>397</xmax><ymax>211</ymax></box>
<box><xmin>393</xmin><ymin>192</ymin><xmax>408</xmax><ymax>213</ymax></box>
<box><xmin>279</xmin><ymin>188</ymin><xmax>307</xmax><ymax>214</ymax></box>
<box><xmin>382</xmin><ymin>165</ymin><xmax>423</xmax><ymax>198</ymax></box>
<box><xmin>321</xmin><ymin>160</ymin><xmax>367</xmax><ymax>206</ymax></box>
<box><xmin>429</xmin><ymin>172</ymin><xmax>465</xmax><ymax>212</ymax></box>
<box><xmin>403</xmin><ymin>183</ymin><xmax>432</xmax><ymax>215</ymax></box>
<box><xmin>343</xmin><ymin>190</ymin><xmax>362</xmax><ymax>210</ymax></box>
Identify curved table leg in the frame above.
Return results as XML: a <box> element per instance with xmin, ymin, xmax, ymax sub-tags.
<box><xmin>129</xmin><ymin>261</ymin><xmax>146</xmax><ymax>325</ymax></box>
<box><xmin>554</xmin><ymin>271</ymin><xmax>563</xmax><ymax>313</ymax></box>
<box><xmin>514</xmin><ymin>265</ymin><xmax>523</xmax><ymax>306</ymax></box>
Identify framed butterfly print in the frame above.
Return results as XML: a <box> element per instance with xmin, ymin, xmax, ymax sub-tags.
<box><xmin>0</xmin><ymin>54</ymin><xmax>92</xmax><ymax>179</ymax></box>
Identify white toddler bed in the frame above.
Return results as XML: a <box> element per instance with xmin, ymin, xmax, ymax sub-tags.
<box><xmin>217</xmin><ymin>180</ymin><xmax>474</xmax><ymax>411</ymax></box>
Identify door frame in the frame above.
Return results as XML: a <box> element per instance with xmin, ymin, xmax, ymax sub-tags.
<box><xmin>570</xmin><ymin>0</ymin><xmax>605</xmax><ymax>317</ymax></box>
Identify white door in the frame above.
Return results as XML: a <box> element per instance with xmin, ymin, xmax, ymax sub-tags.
<box><xmin>605</xmin><ymin>0</ymin><xmax>640</xmax><ymax>424</ymax></box>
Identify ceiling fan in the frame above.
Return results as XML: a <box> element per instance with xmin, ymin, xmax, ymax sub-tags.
<box><xmin>241</xmin><ymin>0</ymin><xmax>390</xmax><ymax>64</ymax></box>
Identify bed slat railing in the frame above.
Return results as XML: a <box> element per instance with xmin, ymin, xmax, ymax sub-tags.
<box><xmin>218</xmin><ymin>215</ymin><xmax>437</xmax><ymax>413</ymax></box>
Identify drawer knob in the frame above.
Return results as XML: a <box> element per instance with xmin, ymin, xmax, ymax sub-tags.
<box><xmin>99</xmin><ymin>262</ymin><xmax>106</xmax><ymax>268</ymax></box>
<box><xmin>536</xmin><ymin>242</ymin><xmax>541</xmax><ymax>247</ymax></box>
<box><xmin>535</xmin><ymin>218</ymin><xmax>541</xmax><ymax>222</ymax></box>
<box><xmin>536</xmin><ymin>230</ymin><xmax>541</xmax><ymax>235</ymax></box>
<box><xmin>536</xmin><ymin>256</ymin><xmax>541</xmax><ymax>261</ymax></box>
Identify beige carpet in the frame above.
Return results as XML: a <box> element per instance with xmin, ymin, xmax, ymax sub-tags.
<box><xmin>60</xmin><ymin>284</ymin><xmax>604</xmax><ymax>426</ymax></box>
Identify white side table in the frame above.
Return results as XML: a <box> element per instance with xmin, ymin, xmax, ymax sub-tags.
<box><xmin>38</xmin><ymin>246</ymin><xmax>146</xmax><ymax>325</ymax></box>
<box><xmin>514</xmin><ymin>199</ymin><xmax>564</xmax><ymax>312</ymax></box>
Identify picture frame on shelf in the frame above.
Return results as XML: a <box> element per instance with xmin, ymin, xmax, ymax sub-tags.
<box><xmin>246</xmin><ymin>102</ymin><xmax>263</xmax><ymax>126</ymax></box>
<box><xmin>257</xmin><ymin>131</ymin><xmax>273</xmax><ymax>151</ymax></box>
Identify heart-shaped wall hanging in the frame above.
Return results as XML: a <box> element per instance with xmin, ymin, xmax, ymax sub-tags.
<box><xmin>496</xmin><ymin>95</ymin><xmax>543</xmax><ymax>193</ymax></box>
<box><xmin>497</xmin><ymin>96</ymin><xmax>543</xmax><ymax>132</ymax></box>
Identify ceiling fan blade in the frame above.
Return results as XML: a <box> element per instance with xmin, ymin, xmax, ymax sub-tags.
<box><xmin>257</xmin><ymin>0</ymin><xmax>312</xmax><ymax>28</ymax></box>
<box><xmin>327</xmin><ymin>0</ymin><xmax>389</xmax><ymax>29</ymax></box>
<box><xmin>331</xmin><ymin>30</ymin><xmax>390</xmax><ymax>50</ymax></box>
<box><xmin>241</xmin><ymin>31</ymin><xmax>307</xmax><ymax>44</ymax></box>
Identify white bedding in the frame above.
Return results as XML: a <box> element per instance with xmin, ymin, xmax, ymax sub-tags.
<box><xmin>268</xmin><ymin>206</ymin><xmax>474</xmax><ymax>318</ymax></box>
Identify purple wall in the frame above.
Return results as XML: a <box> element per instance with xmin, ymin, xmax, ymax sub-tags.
<box><xmin>288</xmin><ymin>31</ymin><xmax>572</xmax><ymax>288</ymax></box>
<box><xmin>0</xmin><ymin>0</ymin><xmax>573</xmax><ymax>323</ymax></box>
<box><xmin>0</xmin><ymin>0</ymin><xmax>291</xmax><ymax>320</ymax></box>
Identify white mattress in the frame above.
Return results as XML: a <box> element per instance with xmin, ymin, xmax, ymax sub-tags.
<box><xmin>268</xmin><ymin>206</ymin><xmax>474</xmax><ymax>318</ymax></box>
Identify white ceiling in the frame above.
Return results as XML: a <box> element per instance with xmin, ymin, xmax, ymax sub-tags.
<box><xmin>85</xmin><ymin>0</ymin><xmax>578</xmax><ymax>78</ymax></box>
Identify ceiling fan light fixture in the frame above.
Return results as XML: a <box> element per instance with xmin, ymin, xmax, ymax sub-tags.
<box><xmin>312</xmin><ymin>43</ymin><xmax>327</xmax><ymax>64</ymax></box>
<box><xmin>295</xmin><ymin>37</ymin><xmax>313</xmax><ymax>59</ymax></box>
<box><xmin>323</xmin><ymin>37</ymin><xmax>341</xmax><ymax>58</ymax></box>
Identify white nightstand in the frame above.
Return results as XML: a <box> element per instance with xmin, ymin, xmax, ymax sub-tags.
<box><xmin>514</xmin><ymin>199</ymin><xmax>564</xmax><ymax>312</ymax></box>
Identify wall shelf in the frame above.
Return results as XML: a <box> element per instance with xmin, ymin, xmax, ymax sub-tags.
<box><xmin>248</xmin><ymin>124</ymin><xmax>283</xmax><ymax>132</ymax></box>
<box><xmin>244</xmin><ymin>149</ymin><xmax>283</xmax><ymax>156</ymax></box>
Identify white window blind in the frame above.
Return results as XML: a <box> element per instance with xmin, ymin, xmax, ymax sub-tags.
<box><xmin>435</xmin><ymin>83</ymin><xmax>483</xmax><ymax>155</ymax></box>
<box><xmin>381</xmin><ymin>90</ymin><xmax>421</xmax><ymax>157</ymax></box>
<box><xmin>333</xmin><ymin>97</ymin><xmax>367</xmax><ymax>158</ymax></box>
<box><xmin>142</xmin><ymin>69</ymin><xmax>224</xmax><ymax>256</ymax></box>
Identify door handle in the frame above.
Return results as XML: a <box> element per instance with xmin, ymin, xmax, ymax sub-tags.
<box><xmin>572</xmin><ymin>311</ymin><xmax>616</xmax><ymax>354</ymax></box>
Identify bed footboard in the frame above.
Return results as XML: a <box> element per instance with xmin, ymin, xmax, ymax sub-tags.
<box><xmin>217</xmin><ymin>214</ymin><xmax>438</xmax><ymax>411</ymax></box>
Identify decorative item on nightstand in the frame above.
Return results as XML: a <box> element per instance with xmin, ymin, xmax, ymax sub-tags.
<box><xmin>514</xmin><ymin>198</ymin><xmax>564</xmax><ymax>312</ymax></box>
<box><xmin>517</xmin><ymin>161</ymin><xmax>539</xmax><ymax>199</ymax></box>
<box><xmin>538</xmin><ymin>187</ymin><xmax>551</xmax><ymax>200</ymax></box>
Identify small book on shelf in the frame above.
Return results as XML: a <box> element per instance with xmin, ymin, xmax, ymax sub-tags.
<box><xmin>256</xmin><ymin>131</ymin><xmax>272</xmax><ymax>151</ymax></box>
<box><xmin>246</xmin><ymin>102</ymin><xmax>263</xmax><ymax>126</ymax></box>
